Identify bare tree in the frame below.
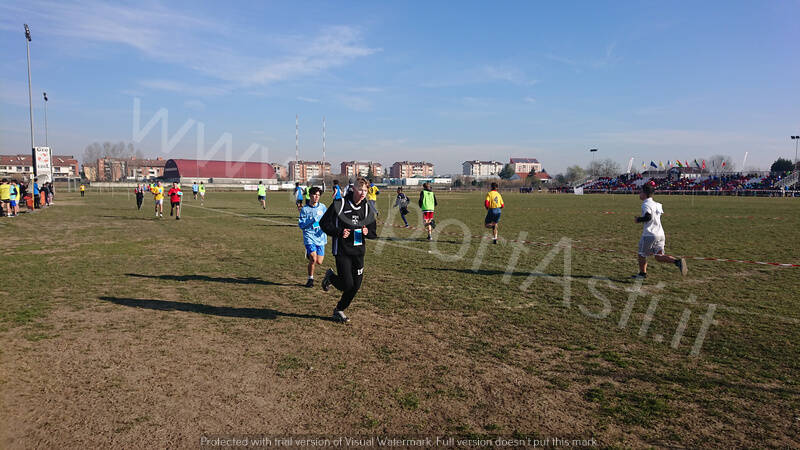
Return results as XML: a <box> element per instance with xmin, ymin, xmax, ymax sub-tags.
<box><xmin>708</xmin><ymin>154</ymin><xmax>735</xmax><ymax>173</ymax></box>
<box><xmin>82</xmin><ymin>141</ymin><xmax>142</xmax><ymax>163</ymax></box>
<box><xmin>587</xmin><ymin>158</ymin><xmax>622</xmax><ymax>177</ymax></box>
<box><xmin>565</xmin><ymin>165</ymin><xmax>586</xmax><ymax>184</ymax></box>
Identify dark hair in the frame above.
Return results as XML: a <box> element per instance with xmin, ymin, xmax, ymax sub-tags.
<box><xmin>333</xmin><ymin>179</ymin><xmax>339</xmax><ymax>185</ymax></box>
<box><xmin>295</xmin><ymin>182</ymin><xmax>300</xmax><ymax>187</ymax></box>
<box><xmin>490</xmin><ymin>182</ymin><xmax>498</xmax><ymax>190</ymax></box>
<box><xmin>309</xmin><ymin>186</ymin><xmax>322</xmax><ymax>196</ymax></box>
<box><xmin>641</xmin><ymin>183</ymin><xmax>655</xmax><ymax>197</ymax></box>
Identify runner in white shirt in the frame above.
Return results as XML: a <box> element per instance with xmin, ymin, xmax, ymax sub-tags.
<box><xmin>633</xmin><ymin>182</ymin><xmax>688</xmax><ymax>279</ymax></box>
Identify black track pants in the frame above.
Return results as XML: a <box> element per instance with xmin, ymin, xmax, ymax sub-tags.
<box><xmin>331</xmin><ymin>253</ymin><xmax>364</xmax><ymax>311</ymax></box>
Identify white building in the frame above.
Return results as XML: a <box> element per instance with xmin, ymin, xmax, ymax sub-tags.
<box><xmin>462</xmin><ymin>160</ymin><xmax>504</xmax><ymax>178</ymax></box>
<box><xmin>510</xmin><ymin>158</ymin><xmax>542</xmax><ymax>175</ymax></box>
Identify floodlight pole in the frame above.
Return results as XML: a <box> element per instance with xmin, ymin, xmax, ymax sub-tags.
<box><xmin>25</xmin><ymin>24</ymin><xmax>36</xmax><ymax>189</ymax></box>
<box><xmin>43</xmin><ymin>92</ymin><xmax>48</xmax><ymax>147</ymax></box>
<box><xmin>589</xmin><ymin>148</ymin><xmax>598</xmax><ymax>175</ymax></box>
<box><xmin>792</xmin><ymin>136</ymin><xmax>799</xmax><ymax>169</ymax></box>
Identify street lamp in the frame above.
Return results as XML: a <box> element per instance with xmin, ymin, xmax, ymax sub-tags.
<box><xmin>792</xmin><ymin>136</ymin><xmax>799</xmax><ymax>169</ymax></box>
<box><xmin>43</xmin><ymin>92</ymin><xmax>48</xmax><ymax>147</ymax></box>
<box><xmin>25</xmin><ymin>24</ymin><xmax>36</xmax><ymax>187</ymax></box>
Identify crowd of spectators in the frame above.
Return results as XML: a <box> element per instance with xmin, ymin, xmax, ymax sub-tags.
<box><xmin>580</xmin><ymin>172</ymin><xmax>789</xmax><ymax>193</ymax></box>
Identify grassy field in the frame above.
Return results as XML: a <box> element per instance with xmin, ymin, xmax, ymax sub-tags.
<box><xmin>1</xmin><ymin>188</ymin><xmax>798</xmax><ymax>448</ymax></box>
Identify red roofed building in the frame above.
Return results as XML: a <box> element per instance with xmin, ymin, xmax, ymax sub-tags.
<box><xmin>163</xmin><ymin>159</ymin><xmax>276</xmax><ymax>182</ymax></box>
<box><xmin>0</xmin><ymin>154</ymin><xmax>79</xmax><ymax>180</ymax></box>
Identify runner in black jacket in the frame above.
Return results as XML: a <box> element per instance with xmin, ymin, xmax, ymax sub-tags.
<box><xmin>319</xmin><ymin>177</ymin><xmax>378</xmax><ymax>323</ymax></box>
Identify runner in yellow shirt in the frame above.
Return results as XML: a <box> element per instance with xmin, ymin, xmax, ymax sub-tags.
<box><xmin>151</xmin><ymin>181</ymin><xmax>164</xmax><ymax>217</ymax></box>
<box><xmin>484</xmin><ymin>182</ymin><xmax>504</xmax><ymax>244</ymax></box>
<box><xmin>367</xmin><ymin>182</ymin><xmax>380</xmax><ymax>217</ymax></box>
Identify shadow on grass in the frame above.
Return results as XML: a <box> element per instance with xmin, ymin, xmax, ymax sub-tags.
<box><xmin>424</xmin><ymin>267</ymin><xmax>631</xmax><ymax>283</ymax></box>
<box><xmin>374</xmin><ymin>236</ymin><xmax>465</xmax><ymax>245</ymax></box>
<box><xmin>258</xmin><ymin>223</ymin><xmax>296</xmax><ymax>228</ymax></box>
<box><xmin>99</xmin><ymin>214</ymin><xmax>150</xmax><ymax>220</ymax></box>
<box><xmin>126</xmin><ymin>273</ymin><xmax>294</xmax><ymax>286</ymax></box>
<box><xmin>98</xmin><ymin>296</ymin><xmax>332</xmax><ymax>321</ymax></box>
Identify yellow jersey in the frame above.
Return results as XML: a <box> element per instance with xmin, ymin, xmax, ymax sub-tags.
<box><xmin>485</xmin><ymin>190</ymin><xmax>504</xmax><ymax>209</ymax></box>
<box><xmin>0</xmin><ymin>184</ymin><xmax>9</xmax><ymax>200</ymax></box>
<box><xmin>152</xmin><ymin>185</ymin><xmax>164</xmax><ymax>201</ymax></box>
<box><xmin>367</xmin><ymin>185</ymin><xmax>379</xmax><ymax>201</ymax></box>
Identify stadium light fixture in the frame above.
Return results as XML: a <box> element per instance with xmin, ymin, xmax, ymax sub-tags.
<box><xmin>43</xmin><ymin>92</ymin><xmax>49</xmax><ymax>147</ymax></box>
<box><xmin>25</xmin><ymin>24</ymin><xmax>36</xmax><ymax>184</ymax></box>
<box><xmin>792</xmin><ymin>136</ymin><xmax>799</xmax><ymax>167</ymax></box>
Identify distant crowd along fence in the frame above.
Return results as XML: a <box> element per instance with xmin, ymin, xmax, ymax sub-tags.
<box><xmin>556</xmin><ymin>188</ymin><xmax>799</xmax><ymax>197</ymax></box>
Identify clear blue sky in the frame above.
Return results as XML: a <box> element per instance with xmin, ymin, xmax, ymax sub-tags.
<box><xmin>1</xmin><ymin>0</ymin><xmax>798</xmax><ymax>175</ymax></box>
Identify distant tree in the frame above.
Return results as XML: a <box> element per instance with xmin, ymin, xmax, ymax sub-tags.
<box><xmin>708</xmin><ymin>154</ymin><xmax>735</xmax><ymax>173</ymax></box>
<box><xmin>498</xmin><ymin>164</ymin><xmax>516</xmax><ymax>180</ymax></box>
<box><xmin>529</xmin><ymin>177</ymin><xmax>543</xmax><ymax>190</ymax></box>
<box><xmin>565</xmin><ymin>165</ymin><xmax>586</xmax><ymax>184</ymax></box>
<box><xmin>82</xmin><ymin>141</ymin><xmax>140</xmax><ymax>163</ymax></box>
<box><xmin>587</xmin><ymin>158</ymin><xmax>621</xmax><ymax>177</ymax></box>
<box><xmin>771</xmin><ymin>158</ymin><xmax>794</xmax><ymax>173</ymax></box>
<box><xmin>452</xmin><ymin>178</ymin><xmax>463</xmax><ymax>188</ymax></box>
<box><xmin>554</xmin><ymin>173</ymin><xmax>568</xmax><ymax>186</ymax></box>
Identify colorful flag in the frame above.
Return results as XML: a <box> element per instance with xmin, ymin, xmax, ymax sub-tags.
<box><xmin>659</xmin><ymin>161</ymin><xmax>664</xmax><ymax>168</ymax></box>
<box><xmin>676</xmin><ymin>160</ymin><xmax>683</xmax><ymax>167</ymax></box>
<box><xmin>685</xmin><ymin>160</ymin><xmax>690</xmax><ymax>167</ymax></box>
<box><xmin>701</xmin><ymin>160</ymin><xmax>706</xmax><ymax>170</ymax></box>
<box><xmin>650</xmin><ymin>161</ymin><xmax>658</xmax><ymax>169</ymax></box>
<box><xmin>694</xmin><ymin>159</ymin><xmax>700</xmax><ymax>168</ymax></box>
<box><xmin>722</xmin><ymin>161</ymin><xmax>726</xmax><ymax>167</ymax></box>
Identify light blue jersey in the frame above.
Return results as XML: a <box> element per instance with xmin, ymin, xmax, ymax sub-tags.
<box><xmin>298</xmin><ymin>202</ymin><xmax>328</xmax><ymax>247</ymax></box>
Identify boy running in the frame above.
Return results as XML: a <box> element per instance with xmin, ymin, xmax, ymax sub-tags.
<box><xmin>394</xmin><ymin>187</ymin><xmax>410</xmax><ymax>227</ymax></box>
<box><xmin>257</xmin><ymin>181</ymin><xmax>267</xmax><ymax>210</ymax></box>
<box><xmin>367</xmin><ymin>182</ymin><xmax>380</xmax><ymax>217</ymax></box>
<box><xmin>418</xmin><ymin>182</ymin><xmax>437</xmax><ymax>240</ymax></box>
<box><xmin>9</xmin><ymin>181</ymin><xmax>19</xmax><ymax>217</ymax></box>
<box><xmin>319</xmin><ymin>177</ymin><xmax>378</xmax><ymax>324</ymax></box>
<box><xmin>198</xmin><ymin>182</ymin><xmax>206</xmax><ymax>205</ymax></box>
<box><xmin>192</xmin><ymin>182</ymin><xmax>199</xmax><ymax>200</ymax></box>
<box><xmin>294</xmin><ymin>182</ymin><xmax>304</xmax><ymax>210</ymax></box>
<box><xmin>484</xmin><ymin>182</ymin><xmax>504</xmax><ymax>244</ymax></box>
<box><xmin>633</xmin><ymin>182</ymin><xmax>688</xmax><ymax>279</ymax></box>
<box><xmin>134</xmin><ymin>184</ymin><xmax>144</xmax><ymax>210</ymax></box>
<box><xmin>167</xmin><ymin>182</ymin><xmax>182</xmax><ymax>220</ymax></box>
<box><xmin>151</xmin><ymin>181</ymin><xmax>164</xmax><ymax>217</ymax></box>
<box><xmin>298</xmin><ymin>187</ymin><xmax>327</xmax><ymax>287</ymax></box>
<box><xmin>332</xmin><ymin>179</ymin><xmax>343</xmax><ymax>201</ymax></box>
<box><xmin>80</xmin><ymin>183</ymin><xmax>85</xmax><ymax>197</ymax></box>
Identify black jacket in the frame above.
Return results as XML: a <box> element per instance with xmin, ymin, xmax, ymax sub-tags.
<box><xmin>320</xmin><ymin>192</ymin><xmax>378</xmax><ymax>256</ymax></box>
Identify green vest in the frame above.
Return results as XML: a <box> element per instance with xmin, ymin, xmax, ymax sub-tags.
<box><xmin>257</xmin><ymin>185</ymin><xmax>266</xmax><ymax>196</ymax></box>
<box><xmin>303</xmin><ymin>187</ymin><xmax>310</xmax><ymax>200</ymax></box>
<box><xmin>199</xmin><ymin>185</ymin><xmax>205</xmax><ymax>193</ymax></box>
<box><xmin>421</xmin><ymin>190</ymin><xmax>435</xmax><ymax>211</ymax></box>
